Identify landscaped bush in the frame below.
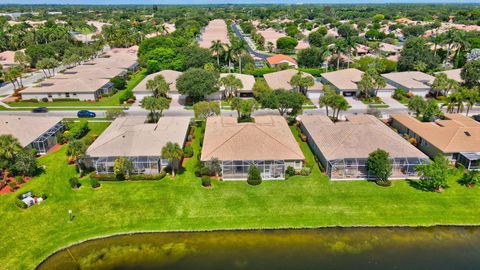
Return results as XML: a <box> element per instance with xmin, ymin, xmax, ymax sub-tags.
<box><xmin>69</xmin><ymin>177</ymin><xmax>81</xmax><ymax>189</ymax></box>
<box><xmin>247</xmin><ymin>165</ymin><xmax>262</xmax><ymax>186</ymax></box>
<box><xmin>119</xmin><ymin>89</ymin><xmax>134</xmax><ymax>104</ymax></box>
<box><xmin>90</xmin><ymin>178</ymin><xmax>100</xmax><ymax>188</ymax></box>
<box><xmin>300</xmin><ymin>167</ymin><xmax>312</xmax><ymax>176</ymax></box>
<box><xmin>201</xmin><ymin>176</ymin><xmax>211</xmax><ymax>187</ymax></box>
<box><xmin>195</xmin><ymin>162</ymin><xmax>209</xmax><ymax>177</ymax></box>
<box><xmin>8</xmin><ymin>181</ymin><xmax>16</xmax><ymax>192</ymax></box>
<box><xmin>15</xmin><ymin>176</ymin><xmax>24</xmax><ymax>184</ymax></box>
<box><xmin>393</xmin><ymin>88</ymin><xmax>407</xmax><ymax>101</ymax></box>
<box><xmin>183</xmin><ymin>145</ymin><xmax>194</xmax><ymax>158</ymax></box>
<box><xmin>65</xmin><ymin>121</ymin><xmax>89</xmax><ymax>141</ymax></box>
<box><xmin>110</xmin><ymin>76</ymin><xmax>127</xmax><ymax>90</ymax></box>
<box><xmin>251</xmin><ymin>67</ymin><xmax>277</xmax><ymax>77</ymax></box>
<box><xmin>52</xmin><ymin>98</ymin><xmax>80</xmax><ymax>102</ymax></box>
<box><xmin>89</xmin><ymin>172</ymin><xmax>166</xmax><ymax>181</ymax></box>
<box><xmin>15</xmin><ymin>199</ymin><xmax>27</xmax><ymax>209</ymax></box>
<box><xmin>285</xmin><ymin>166</ymin><xmax>296</xmax><ymax>179</ymax></box>
<box><xmin>41</xmin><ymin>97</ymin><xmax>49</xmax><ymax>102</ymax></box>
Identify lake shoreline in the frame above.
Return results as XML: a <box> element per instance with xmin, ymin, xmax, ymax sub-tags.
<box><xmin>36</xmin><ymin>224</ymin><xmax>480</xmax><ymax>269</ymax></box>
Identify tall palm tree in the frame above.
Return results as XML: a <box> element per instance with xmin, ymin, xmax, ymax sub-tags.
<box><xmin>233</xmin><ymin>39</ymin><xmax>249</xmax><ymax>74</ymax></box>
<box><xmin>461</xmin><ymin>88</ymin><xmax>480</xmax><ymax>116</ymax></box>
<box><xmin>210</xmin><ymin>40</ymin><xmax>225</xmax><ymax>66</ymax></box>
<box><xmin>0</xmin><ymin>135</ymin><xmax>22</xmax><ymax>167</ymax></box>
<box><xmin>223</xmin><ymin>44</ymin><xmax>235</xmax><ymax>73</ymax></box>
<box><xmin>344</xmin><ymin>36</ymin><xmax>358</xmax><ymax>69</ymax></box>
<box><xmin>442</xmin><ymin>28</ymin><xmax>457</xmax><ymax>65</ymax></box>
<box><xmin>161</xmin><ymin>142</ymin><xmax>183</xmax><ymax>178</ymax></box>
<box><xmin>332</xmin><ymin>38</ymin><xmax>348</xmax><ymax>70</ymax></box>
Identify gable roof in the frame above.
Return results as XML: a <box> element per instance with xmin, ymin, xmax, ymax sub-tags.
<box><xmin>382</xmin><ymin>71</ymin><xmax>435</xmax><ymax>90</ymax></box>
<box><xmin>300</xmin><ymin>114</ymin><xmax>428</xmax><ymax>161</ymax></box>
<box><xmin>266</xmin><ymin>54</ymin><xmax>297</xmax><ymax>66</ymax></box>
<box><xmin>321</xmin><ymin>68</ymin><xmax>397</xmax><ymax>92</ymax></box>
<box><xmin>86</xmin><ymin>116</ymin><xmax>190</xmax><ymax>157</ymax></box>
<box><xmin>201</xmin><ymin>116</ymin><xmax>305</xmax><ymax>161</ymax></box>
<box><xmin>263</xmin><ymin>69</ymin><xmax>323</xmax><ymax>91</ymax></box>
<box><xmin>133</xmin><ymin>70</ymin><xmax>182</xmax><ymax>94</ymax></box>
<box><xmin>0</xmin><ymin>116</ymin><xmax>62</xmax><ymax>147</ymax></box>
<box><xmin>435</xmin><ymin>69</ymin><xmax>463</xmax><ymax>83</ymax></box>
<box><xmin>391</xmin><ymin>113</ymin><xmax>480</xmax><ymax>153</ymax></box>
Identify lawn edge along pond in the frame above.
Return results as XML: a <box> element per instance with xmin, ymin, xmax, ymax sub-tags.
<box><xmin>2</xmin><ymin>121</ymin><xmax>480</xmax><ymax>270</ymax></box>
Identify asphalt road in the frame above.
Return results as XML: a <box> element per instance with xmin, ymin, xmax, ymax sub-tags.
<box><xmin>231</xmin><ymin>23</ymin><xmax>270</xmax><ymax>60</ymax></box>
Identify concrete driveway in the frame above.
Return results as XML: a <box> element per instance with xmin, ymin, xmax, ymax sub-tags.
<box><xmin>345</xmin><ymin>97</ymin><xmax>367</xmax><ymax>110</ymax></box>
<box><xmin>382</xmin><ymin>96</ymin><xmax>406</xmax><ymax>109</ymax></box>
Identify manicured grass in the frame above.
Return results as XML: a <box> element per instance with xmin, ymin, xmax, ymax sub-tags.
<box><xmin>1</xmin><ymin>120</ymin><xmax>480</xmax><ymax>270</ymax></box>
<box><xmin>7</xmin><ymin>69</ymin><xmax>147</xmax><ymax>108</ymax></box>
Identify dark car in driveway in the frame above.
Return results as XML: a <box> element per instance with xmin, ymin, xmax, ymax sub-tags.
<box><xmin>77</xmin><ymin>110</ymin><xmax>96</xmax><ymax>118</ymax></box>
<box><xmin>31</xmin><ymin>107</ymin><xmax>48</xmax><ymax>113</ymax></box>
<box><xmin>473</xmin><ymin>114</ymin><xmax>480</xmax><ymax>122</ymax></box>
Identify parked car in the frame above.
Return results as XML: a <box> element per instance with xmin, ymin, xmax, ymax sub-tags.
<box><xmin>473</xmin><ymin>114</ymin><xmax>480</xmax><ymax>122</ymax></box>
<box><xmin>77</xmin><ymin>110</ymin><xmax>96</xmax><ymax>118</ymax></box>
<box><xmin>31</xmin><ymin>107</ymin><xmax>48</xmax><ymax>113</ymax></box>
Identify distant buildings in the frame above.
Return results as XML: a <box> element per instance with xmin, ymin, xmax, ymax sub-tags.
<box><xmin>300</xmin><ymin>114</ymin><xmax>428</xmax><ymax>180</ymax></box>
<box><xmin>0</xmin><ymin>116</ymin><xmax>64</xmax><ymax>155</ymax></box>
<box><xmin>381</xmin><ymin>71</ymin><xmax>435</xmax><ymax>96</ymax></box>
<box><xmin>200</xmin><ymin>116</ymin><xmax>304</xmax><ymax>180</ymax></box>
<box><xmin>198</xmin><ymin>19</ymin><xmax>230</xmax><ymax>49</ymax></box>
<box><xmin>264</xmin><ymin>69</ymin><xmax>323</xmax><ymax>99</ymax></box>
<box><xmin>266</xmin><ymin>54</ymin><xmax>298</xmax><ymax>68</ymax></box>
<box><xmin>133</xmin><ymin>69</ymin><xmax>182</xmax><ymax>101</ymax></box>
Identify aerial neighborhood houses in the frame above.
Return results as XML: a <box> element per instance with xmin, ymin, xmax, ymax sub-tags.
<box><xmin>133</xmin><ymin>69</ymin><xmax>182</xmax><ymax>100</ymax></box>
<box><xmin>0</xmin><ymin>116</ymin><xmax>64</xmax><ymax>155</ymax></box>
<box><xmin>85</xmin><ymin>116</ymin><xmax>190</xmax><ymax>175</ymax></box>
<box><xmin>266</xmin><ymin>54</ymin><xmax>298</xmax><ymax>68</ymax></box>
<box><xmin>264</xmin><ymin>69</ymin><xmax>323</xmax><ymax>99</ymax></box>
<box><xmin>20</xmin><ymin>46</ymin><xmax>139</xmax><ymax>101</ymax></box>
<box><xmin>381</xmin><ymin>71</ymin><xmax>435</xmax><ymax>96</ymax></box>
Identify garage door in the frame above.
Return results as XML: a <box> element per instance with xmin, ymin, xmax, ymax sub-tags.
<box><xmin>307</xmin><ymin>92</ymin><xmax>322</xmax><ymax>100</ymax></box>
<box><xmin>377</xmin><ymin>90</ymin><xmax>393</xmax><ymax>97</ymax></box>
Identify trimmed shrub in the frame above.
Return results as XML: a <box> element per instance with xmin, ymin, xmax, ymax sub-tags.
<box><xmin>201</xmin><ymin>176</ymin><xmax>211</xmax><ymax>187</ymax></box>
<box><xmin>110</xmin><ymin>76</ymin><xmax>127</xmax><ymax>90</ymax></box>
<box><xmin>69</xmin><ymin>177</ymin><xmax>80</xmax><ymax>189</ymax></box>
<box><xmin>247</xmin><ymin>165</ymin><xmax>262</xmax><ymax>186</ymax></box>
<box><xmin>183</xmin><ymin>145</ymin><xmax>194</xmax><ymax>158</ymax></box>
<box><xmin>300</xmin><ymin>167</ymin><xmax>311</xmax><ymax>176</ymax></box>
<box><xmin>375</xmin><ymin>179</ymin><xmax>392</xmax><ymax>187</ymax></box>
<box><xmin>90</xmin><ymin>178</ymin><xmax>101</xmax><ymax>188</ymax></box>
<box><xmin>41</xmin><ymin>97</ymin><xmax>49</xmax><ymax>102</ymax></box>
<box><xmin>195</xmin><ymin>163</ymin><xmax>209</xmax><ymax>177</ymax></box>
<box><xmin>15</xmin><ymin>199</ymin><xmax>27</xmax><ymax>209</ymax></box>
<box><xmin>285</xmin><ymin>166</ymin><xmax>296</xmax><ymax>179</ymax></box>
<box><xmin>15</xmin><ymin>176</ymin><xmax>25</xmax><ymax>184</ymax></box>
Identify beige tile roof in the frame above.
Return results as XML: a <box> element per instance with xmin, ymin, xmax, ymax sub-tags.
<box><xmin>0</xmin><ymin>116</ymin><xmax>62</xmax><ymax>147</ymax></box>
<box><xmin>21</xmin><ymin>46</ymin><xmax>137</xmax><ymax>95</ymax></box>
<box><xmin>391</xmin><ymin>114</ymin><xmax>480</xmax><ymax>153</ymax></box>
<box><xmin>198</xmin><ymin>19</ymin><xmax>230</xmax><ymax>49</ymax></box>
<box><xmin>0</xmin><ymin>50</ymin><xmax>16</xmax><ymax>66</ymax></box>
<box><xmin>300</xmin><ymin>114</ymin><xmax>428</xmax><ymax>160</ymax></box>
<box><xmin>436</xmin><ymin>69</ymin><xmax>463</xmax><ymax>83</ymax></box>
<box><xmin>322</xmin><ymin>68</ymin><xmax>395</xmax><ymax>92</ymax></box>
<box><xmin>220</xmin><ymin>73</ymin><xmax>255</xmax><ymax>92</ymax></box>
<box><xmin>382</xmin><ymin>71</ymin><xmax>435</xmax><ymax>90</ymax></box>
<box><xmin>133</xmin><ymin>70</ymin><xmax>182</xmax><ymax>94</ymax></box>
<box><xmin>201</xmin><ymin>116</ymin><xmax>305</xmax><ymax>161</ymax></box>
<box><xmin>86</xmin><ymin>116</ymin><xmax>190</xmax><ymax>157</ymax></box>
<box><xmin>264</xmin><ymin>69</ymin><xmax>323</xmax><ymax>91</ymax></box>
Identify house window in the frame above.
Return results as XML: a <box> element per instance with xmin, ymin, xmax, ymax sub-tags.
<box><xmin>66</xmin><ymin>93</ymin><xmax>70</xmax><ymax>98</ymax></box>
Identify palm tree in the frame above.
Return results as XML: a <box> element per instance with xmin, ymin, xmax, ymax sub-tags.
<box><xmin>220</xmin><ymin>74</ymin><xmax>243</xmax><ymax>98</ymax></box>
<box><xmin>344</xmin><ymin>36</ymin><xmax>358</xmax><ymax>69</ymax></box>
<box><xmin>461</xmin><ymin>88</ymin><xmax>479</xmax><ymax>116</ymax></box>
<box><xmin>442</xmin><ymin>29</ymin><xmax>457</xmax><ymax>65</ymax></box>
<box><xmin>161</xmin><ymin>142</ymin><xmax>183</xmax><ymax>178</ymax></box>
<box><xmin>210</xmin><ymin>40</ymin><xmax>224</xmax><ymax>66</ymax></box>
<box><xmin>0</xmin><ymin>135</ymin><xmax>22</xmax><ymax>168</ymax></box>
<box><xmin>66</xmin><ymin>140</ymin><xmax>86</xmax><ymax>175</ymax></box>
<box><xmin>223</xmin><ymin>44</ymin><xmax>235</xmax><ymax>73</ymax></box>
<box><xmin>146</xmin><ymin>75</ymin><xmax>170</xmax><ymax>98</ymax></box>
<box><xmin>442</xmin><ymin>92</ymin><xmax>464</xmax><ymax>114</ymax></box>
<box><xmin>333</xmin><ymin>38</ymin><xmax>348</xmax><ymax>70</ymax></box>
<box><xmin>431</xmin><ymin>73</ymin><xmax>448</xmax><ymax>98</ymax></box>
<box><xmin>452</xmin><ymin>30</ymin><xmax>470</xmax><ymax>65</ymax></box>
<box><xmin>141</xmin><ymin>96</ymin><xmax>170</xmax><ymax>123</ymax></box>
<box><xmin>233</xmin><ymin>39</ymin><xmax>249</xmax><ymax>74</ymax></box>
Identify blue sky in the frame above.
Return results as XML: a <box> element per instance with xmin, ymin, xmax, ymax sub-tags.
<box><xmin>1</xmin><ymin>0</ymin><xmax>479</xmax><ymax>4</ymax></box>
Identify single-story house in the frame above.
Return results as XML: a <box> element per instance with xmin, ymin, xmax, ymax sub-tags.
<box><xmin>264</xmin><ymin>69</ymin><xmax>324</xmax><ymax>100</ymax></box>
<box><xmin>381</xmin><ymin>71</ymin><xmax>435</xmax><ymax>96</ymax></box>
<box><xmin>200</xmin><ymin>116</ymin><xmax>305</xmax><ymax>180</ymax></box>
<box><xmin>391</xmin><ymin>113</ymin><xmax>480</xmax><ymax>170</ymax></box>
<box><xmin>300</xmin><ymin>114</ymin><xmax>429</xmax><ymax>180</ymax></box>
<box><xmin>0</xmin><ymin>116</ymin><xmax>64</xmax><ymax>155</ymax></box>
<box><xmin>0</xmin><ymin>50</ymin><xmax>18</xmax><ymax>69</ymax></box>
<box><xmin>321</xmin><ymin>68</ymin><xmax>395</xmax><ymax>97</ymax></box>
<box><xmin>86</xmin><ymin>116</ymin><xmax>190</xmax><ymax>175</ymax></box>
<box><xmin>435</xmin><ymin>69</ymin><xmax>463</xmax><ymax>84</ymax></box>
<box><xmin>266</xmin><ymin>54</ymin><xmax>298</xmax><ymax>68</ymax></box>
<box><xmin>133</xmin><ymin>70</ymin><xmax>183</xmax><ymax>101</ymax></box>
<box><xmin>219</xmin><ymin>73</ymin><xmax>255</xmax><ymax>98</ymax></box>
<box><xmin>20</xmin><ymin>46</ymin><xmax>138</xmax><ymax>101</ymax></box>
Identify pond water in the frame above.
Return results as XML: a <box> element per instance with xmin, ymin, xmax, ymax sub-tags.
<box><xmin>37</xmin><ymin>227</ymin><xmax>480</xmax><ymax>270</ymax></box>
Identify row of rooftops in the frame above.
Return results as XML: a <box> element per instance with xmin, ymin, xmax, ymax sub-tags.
<box><xmin>20</xmin><ymin>46</ymin><xmax>138</xmax><ymax>95</ymax></box>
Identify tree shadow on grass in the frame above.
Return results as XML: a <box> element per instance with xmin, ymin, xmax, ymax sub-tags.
<box><xmin>407</xmin><ymin>179</ymin><xmax>433</xmax><ymax>192</ymax></box>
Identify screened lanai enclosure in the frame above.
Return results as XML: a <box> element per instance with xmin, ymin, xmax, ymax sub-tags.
<box><xmin>29</xmin><ymin>122</ymin><xmax>64</xmax><ymax>154</ymax></box>
<box><xmin>221</xmin><ymin>160</ymin><xmax>286</xmax><ymax>180</ymax></box>
<box><xmin>326</xmin><ymin>157</ymin><xmax>429</xmax><ymax>180</ymax></box>
<box><xmin>93</xmin><ymin>156</ymin><xmax>170</xmax><ymax>175</ymax></box>
<box><xmin>457</xmin><ymin>152</ymin><xmax>480</xmax><ymax>171</ymax></box>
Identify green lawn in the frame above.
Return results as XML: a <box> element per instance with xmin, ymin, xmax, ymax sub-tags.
<box><xmin>1</xmin><ymin>121</ymin><xmax>480</xmax><ymax>270</ymax></box>
<box><xmin>7</xmin><ymin>69</ymin><xmax>147</xmax><ymax>108</ymax></box>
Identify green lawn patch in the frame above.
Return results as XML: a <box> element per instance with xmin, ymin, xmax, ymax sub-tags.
<box><xmin>1</xmin><ymin>119</ymin><xmax>480</xmax><ymax>270</ymax></box>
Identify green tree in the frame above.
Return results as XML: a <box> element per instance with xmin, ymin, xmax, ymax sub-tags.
<box><xmin>232</xmin><ymin>39</ymin><xmax>249</xmax><ymax>73</ymax></box>
<box><xmin>276</xmin><ymin>36</ymin><xmax>298</xmax><ymax>53</ymax></box>
<box><xmin>252</xmin><ymin>79</ymin><xmax>272</xmax><ymax>99</ymax></box>
<box><xmin>407</xmin><ymin>96</ymin><xmax>427</xmax><ymax>118</ymax></box>
<box><xmin>289</xmin><ymin>71</ymin><xmax>315</xmax><ymax>94</ymax></box>
<box><xmin>367</xmin><ymin>149</ymin><xmax>392</xmax><ymax>184</ymax></box>
<box><xmin>66</xmin><ymin>140</ymin><xmax>86</xmax><ymax>175</ymax></box>
<box><xmin>161</xmin><ymin>142</ymin><xmax>183</xmax><ymax>178</ymax></box>
<box><xmin>259</xmin><ymin>89</ymin><xmax>304</xmax><ymax>117</ymax></box>
<box><xmin>308</xmin><ymin>27</ymin><xmax>328</xmax><ymax>47</ymax></box>
<box><xmin>182</xmin><ymin>46</ymin><xmax>214</xmax><ymax>70</ymax></box>
<box><xmin>422</xmin><ymin>99</ymin><xmax>443</xmax><ymax>122</ymax></box>
<box><xmin>0</xmin><ymin>135</ymin><xmax>22</xmax><ymax>170</ymax></box>
<box><xmin>210</xmin><ymin>40</ymin><xmax>224</xmax><ymax>66</ymax></box>
<box><xmin>398</xmin><ymin>37</ymin><xmax>438</xmax><ymax>72</ymax></box>
<box><xmin>461</xmin><ymin>87</ymin><xmax>480</xmax><ymax>116</ymax></box>
<box><xmin>431</xmin><ymin>73</ymin><xmax>449</xmax><ymax>98</ymax></box>
<box><xmin>113</xmin><ymin>157</ymin><xmax>134</xmax><ymax>180</ymax></box>
<box><xmin>11</xmin><ymin>150</ymin><xmax>37</xmax><ymax>177</ymax></box>
<box><xmin>461</xmin><ymin>60</ymin><xmax>480</xmax><ymax>87</ymax></box>
<box><xmin>231</xmin><ymin>97</ymin><xmax>258</xmax><ymax>120</ymax></box>
<box><xmin>176</xmin><ymin>68</ymin><xmax>219</xmax><ymax>102</ymax></box>
<box><xmin>442</xmin><ymin>92</ymin><xmax>464</xmax><ymax>114</ymax></box>
<box><xmin>14</xmin><ymin>50</ymin><xmax>31</xmax><ymax>68</ymax></box>
<box><xmin>220</xmin><ymin>74</ymin><xmax>243</xmax><ymax>98</ymax></box>
<box><xmin>141</xmin><ymin>96</ymin><xmax>170</xmax><ymax>123</ymax></box>
<box><xmin>247</xmin><ymin>165</ymin><xmax>262</xmax><ymax>185</ymax></box>
<box><xmin>146</xmin><ymin>74</ymin><xmax>170</xmax><ymax>98</ymax></box>
<box><xmin>192</xmin><ymin>101</ymin><xmax>220</xmax><ymax>118</ymax></box>
<box><xmin>415</xmin><ymin>155</ymin><xmax>451</xmax><ymax>192</ymax></box>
